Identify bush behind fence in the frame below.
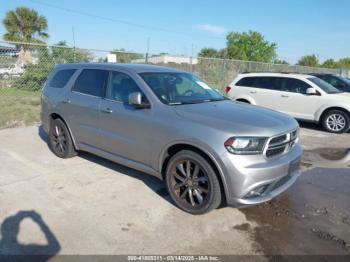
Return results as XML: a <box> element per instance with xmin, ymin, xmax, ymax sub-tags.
<box><xmin>0</xmin><ymin>41</ymin><xmax>347</xmax><ymax>93</ymax></box>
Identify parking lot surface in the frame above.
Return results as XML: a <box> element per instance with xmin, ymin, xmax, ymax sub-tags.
<box><xmin>0</xmin><ymin>124</ymin><xmax>349</xmax><ymax>256</ymax></box>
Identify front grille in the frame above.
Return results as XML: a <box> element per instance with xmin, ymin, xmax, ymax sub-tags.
<box><xmin>266</xmin><ymin>147</ymin><xmax>285</xmax><ymax>158</ymax></box>
<box><xmin>265</xmin><ymin>129</ymin><xmax>298</xmax><ymax>158</ymax></box>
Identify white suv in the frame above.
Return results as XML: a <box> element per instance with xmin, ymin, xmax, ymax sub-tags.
<box><xmin>226</xmin><ymin>73</ymin><xmax>350</xmax><ymax>133</ymax></box>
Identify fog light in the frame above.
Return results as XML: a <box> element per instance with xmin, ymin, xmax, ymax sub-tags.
<box><xmin>244</xmin><ymin>185</ymin><xmax>269</xmax><ymax>199</ymax></box>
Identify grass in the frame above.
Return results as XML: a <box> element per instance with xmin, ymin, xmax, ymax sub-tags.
<box><xmin>0</xmin><ymin>88</ymin><xmax>41</xmax><ymax>129</ymax></box>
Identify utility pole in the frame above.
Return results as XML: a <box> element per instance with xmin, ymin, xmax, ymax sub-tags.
<box><xmin>145</xmin><ymin>37</ymin><xmax>150</xmax><ymax>63</ymax></box>
<box><xmin>190</xmin><ymin>43</ymin><xmax>194</xmax><ymax>72</ymax></box>
<box><xmin>72</xmin><ymin>27</ymin><xmax>76</xmax><ymax>63</ymax></box>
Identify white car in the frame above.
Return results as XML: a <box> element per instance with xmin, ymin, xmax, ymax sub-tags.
<box><xmin>226</xmin><ymin>73</ymin><xmax>350</xmax><ymax>133</ymax></box>
<box><xmin>0</xmin><ymin>64</ymin><xmax>25</xmax><ymax>80</ymax></box>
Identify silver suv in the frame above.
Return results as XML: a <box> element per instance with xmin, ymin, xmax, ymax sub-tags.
<box><xmin>41</xmin><ymin>64</ymin><xmax>302</xmax><ymax>214</ymax></box>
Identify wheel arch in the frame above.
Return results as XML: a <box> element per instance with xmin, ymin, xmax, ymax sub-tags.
<box><xmin>49</xmin><ymin>112</ymin><xmax>78</xmax><ymax>149</ymax></box>
<box><xmin>318</xmin><ymin>106</ymin><xmax>350</xmax><ymax>122</ymax></box>
<box><xmin>236</xmin><ymin>98</ymin><xmax>251</xmax><ymax>104</ymax></box>
<box><xmin>160</xmin><ymin>142</ymin><xmax>228</xmax><ymax>205</ymax></box>
<box><xmin>234</xmin><ymin>95</ymin><xmax>256</xmax><ymax>105</ymax></box>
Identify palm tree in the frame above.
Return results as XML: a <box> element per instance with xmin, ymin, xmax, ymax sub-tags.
<box><xmin>3</xmin><ymin>7</ymin><xmax>49</xmax><ymax>63</ymax></box>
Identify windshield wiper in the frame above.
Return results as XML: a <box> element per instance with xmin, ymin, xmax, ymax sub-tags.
<box><xmin>168</xmin><ymin>97</ymin><xmax>227</xmax><ymax>105</ymax></box>
<box><xmin>168</xmin><ymin>101</ymin><xmax>203</xmax><ymax>105</ymax></box>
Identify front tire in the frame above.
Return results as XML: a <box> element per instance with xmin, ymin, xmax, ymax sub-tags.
<box><xmin>165</xmin><ymin>150</ymin><xmax>222</xmax><ymax>215</ymax></box>
<box><xmin>321</xmin><ymin>110</ymin><xmax>350</xmax><ymax>134</ymax></box>
<box><xmin>49</xmin><ymin>118</ymin><xmax>77</xmax><ymax>158</ymax></box>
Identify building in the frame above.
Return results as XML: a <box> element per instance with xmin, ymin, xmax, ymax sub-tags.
<box><xmin>132</xmin><ymin>55</ymin><xmax>198</xmax><ymax>65</ymax></box>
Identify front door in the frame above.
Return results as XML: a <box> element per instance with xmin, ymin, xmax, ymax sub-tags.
<box><xmin>276</xmin><ymin>77</ymin><xmax>318</xmax><ymax>120</ymax></box>
<box><xmin>98</xmin><ymin>70</ymin><xmax>153</xmax><ymax>166</ymax></box>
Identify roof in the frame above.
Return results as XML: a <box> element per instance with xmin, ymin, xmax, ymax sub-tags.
<box><xmin>309</xmin><ymin>73</ymin><xmax>335</xmax><ymax>76</ymax></box>
<box><xmin>238</xmin><ymin>72</ymin><xmax>315</xmax><ymax>79</ymax></box>
<box><xmin>55</xmin><ymin>63</ymin><xmax>186</xmax><ymax>73</ymax></box>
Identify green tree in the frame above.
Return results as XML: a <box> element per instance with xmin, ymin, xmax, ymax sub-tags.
<box><xmin>338</xmin><ymin>58</ymin><xmax>350</xmax><ymax>68</ymax></box>
<box><xmin>52</xmin><ymin>41</ymin><xmax>92</xmax><ymax>63</ymax></box>
<box><xmin>226</xmin><ymin>31</ymin><xmax>277</xmax><ymax>62</ymax></box>
<box><xmin>111</xmin><ymin>48</ymin><xmax>143</xmax><ymax>63</ymax></box>
<box><xmin>14</xmin><ymin>40</ymin><xmax>92</xmax><ymax>91</ymax></box>
<box><xmin>297</xmin><ymin>54</ymin><xmax>319</xmax><ymax>67</ymax></box>
<box><xmin>273</xmin><ymin>59</ymin><xmax>289</xmax><ymax>65</ymax></box>
<box><xmin>322</xmin><ymin>59</ymin><xmax>339</xmax><ymax>69</ymax></box>
<box><xmin>3</xmin><ymin>7</ymin><xmax>48</xmax><ymax>63</ymax></box>
<box><xmin>198</xmin><ymin>48</ymin><xmax>221</xmax><ymax>58</ymax></box>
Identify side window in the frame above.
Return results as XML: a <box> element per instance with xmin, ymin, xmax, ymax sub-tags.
<box><xmin>280</xmin><ymin>78</ymin><xmax>311</xmax><ymax>94</ymax></box>
<box><xmin>72</xmin><ymin>69</ymin><xmax>109</xmax><ymax>97</ymax></box>
<box><xmin>253</xmin><ymin>77</ymin><xmax>279</xmax><ymax>90</ymax></box>
<box><xmin>325</xmin><ymin>76</ymin><xmax>345</xmax><ymax>88</ymax></box>
<box><xmin>49</xmin><ymin>69</ymin><xmax>76</xmax><ymax>88</ymax></box>
<box><xmin>236</xmin><ymin>77</ymin><xmax>255</xmax><ymax>87</ymax></box>
<box><xmin>106</xmin><ymin>71</ymin><xmax>144</xmax><ymax>103</ymax></box>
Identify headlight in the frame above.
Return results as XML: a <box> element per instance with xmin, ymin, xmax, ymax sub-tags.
<box><xmin>224</xmin><ymin>137</ymin><xmax>267</xmax><ymax>155</ymax></box>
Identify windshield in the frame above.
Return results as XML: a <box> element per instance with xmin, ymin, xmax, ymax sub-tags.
<box><xmin>307</xmin><ymin>77</ymin><xmax>343</xmax><ymax>94</ymax></box>
<box><xmin>139</xmin><ymin>72</ymin><xmax>226</xmax><ymax>105</ymax></box>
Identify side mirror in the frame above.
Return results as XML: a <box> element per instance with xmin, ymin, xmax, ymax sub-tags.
<box><xmin>306</xmin><ymin>87</ymin><xmax>318</xmax><ymax>95</ymax></box>
<box><xmin>128</xmin><ymin>92</ymin><xmax>150</xmax><ymax>109</ymax></box>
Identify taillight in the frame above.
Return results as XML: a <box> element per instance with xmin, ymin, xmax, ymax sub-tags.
<box><xmin>225</xmin><ymin>86</ymin><xmax>231</xmax><ymax>94</ymax></box>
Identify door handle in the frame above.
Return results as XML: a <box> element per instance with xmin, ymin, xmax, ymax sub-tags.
<box><xmin>250</xmin><ymin>91</ymin><xmax>257</xmax><ymax>94</ymax></box>
<box><xmin>101</xmin><ymin>108</ymin><xmax>113</xmax><ymax>114</ymax></box>
<box><xmin>62</xmin><ymin>98</ymin><xmax>71</xmax><ymax>104</ymax></box>
<box><xmin>281</xmin><ymin>94</ymin><xmax>289</xmax><ymax>98</ymax></box>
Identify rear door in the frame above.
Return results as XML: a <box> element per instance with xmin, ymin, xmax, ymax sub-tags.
<box><xmin>250</xmin><ymin>76</ymin><xmax>283</xmax><ymax>110</ymax></box>
<box><xmin>63</xmin><ymin>68</ymin><xmax>109</xmax><ymax>148</ymax></box>
<box><xmin>233</xmin><ymin>76</ymin><xmax>259</xmax><ymax>102</ymax></box>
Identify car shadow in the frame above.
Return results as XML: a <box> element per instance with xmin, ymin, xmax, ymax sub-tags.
<box><xmin>297</xmin><ymin>121</ymin><xmax>324</xmax><ymax>132</ymax></box>
<box><xmin>0</xmin><ymin>210</ymin><xmax>60</xmax><ymax>262</ymax></box>
<box><xmin>37</xmin><ymin>126</ymin><xmax>172</xmax><ymax>204</ymax></box>
<box><xmin>297</xmin><ymin>120</ymin><xmax>350</xmax><ymax>133</ymax></box>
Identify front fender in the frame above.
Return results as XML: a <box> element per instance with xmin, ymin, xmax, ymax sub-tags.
<box><xmin>315</xmin><ymin>103</ymin><xmax>350</xmax><ymax>122</ymax></box>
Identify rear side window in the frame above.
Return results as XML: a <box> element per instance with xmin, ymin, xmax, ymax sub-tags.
<box><xmin>253</xmin><ymin>77</ymin><xmax>280</xmax><ymax>90</ymax></box>
<box><xmin>72</xmin><ymin>69</ymin><xmax>109</xmax><ymax>97</ymax></box>
<box><xmin>49</xmin><ymin>69</ymin><xmax>76</xmax><ymax>88</ymax></box>
<box><xmin>236</xmin><ymin>77</ymin><xmax>255</xmax><ymax>87</ymax></box>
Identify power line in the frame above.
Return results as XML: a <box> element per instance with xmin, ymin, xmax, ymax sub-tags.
<box><xmin>28</xmin><ymin>0</ymin><xmax>225</xmax><ymax>41</ymax></box>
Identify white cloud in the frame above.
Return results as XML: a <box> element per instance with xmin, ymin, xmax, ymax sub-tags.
<box><xmin>195</xmin><ymin>24</ymin><xmax>227</xmax><ymax>35</ymax></box>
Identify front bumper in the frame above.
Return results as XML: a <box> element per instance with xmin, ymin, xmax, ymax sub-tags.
<box><xmin>220</xmin><ymin>144</ymin><xmax>303</xmax><ymax>207</ymax></box>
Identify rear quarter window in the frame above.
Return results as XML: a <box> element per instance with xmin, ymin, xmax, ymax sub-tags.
<box><xmin>236</xmin><ymin>77</ymin><xmax>255</xmax><ymax>87</ymax></box>
<box><xmin>48</xmin><ymin>69</ymin><xmax>77</xmax><ymax>88</ymax></box>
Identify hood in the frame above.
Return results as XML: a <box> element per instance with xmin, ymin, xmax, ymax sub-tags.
<box><xmin>174</xmin><ymin>100</ymin><xmax>298</xmax><ymax>137</ymax></box>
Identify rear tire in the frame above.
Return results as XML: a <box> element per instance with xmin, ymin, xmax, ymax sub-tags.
<box><xmin>49</xmin><ymin>118</ymin><xmax>77</xmax><ymax>158</ymax></box>
<box><xmin>165</xmin><ymin>150</ymin><xmax>222</xmax><ymax>215</ymax></box>
<box><xmin>321</xmin><ymin>110</ymin><xmax>350</xmax><ymax>134</ymax></box>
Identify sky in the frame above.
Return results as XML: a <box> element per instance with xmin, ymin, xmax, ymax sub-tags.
<box><xmin>0</xmin><ymin>0</ymin><xmax>349</xmax><ymax>64</ymax></box>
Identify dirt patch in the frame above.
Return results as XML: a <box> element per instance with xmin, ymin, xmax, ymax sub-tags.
<box><xmin>242</xmin><ymin>168</ymin><xmax>350</xmax><ymax>255</ymax></box>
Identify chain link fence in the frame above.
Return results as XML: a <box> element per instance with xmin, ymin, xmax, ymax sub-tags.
<box><xmin>0</xmin><ymin>40</ymin><xmax>348</xmax><ymax>128</ymax></box>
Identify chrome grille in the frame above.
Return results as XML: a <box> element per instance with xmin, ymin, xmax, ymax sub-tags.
<box><xmin>265</xmin><ymin>129</ymin><xmax>298</xmax><ymax>158</ymax></box>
